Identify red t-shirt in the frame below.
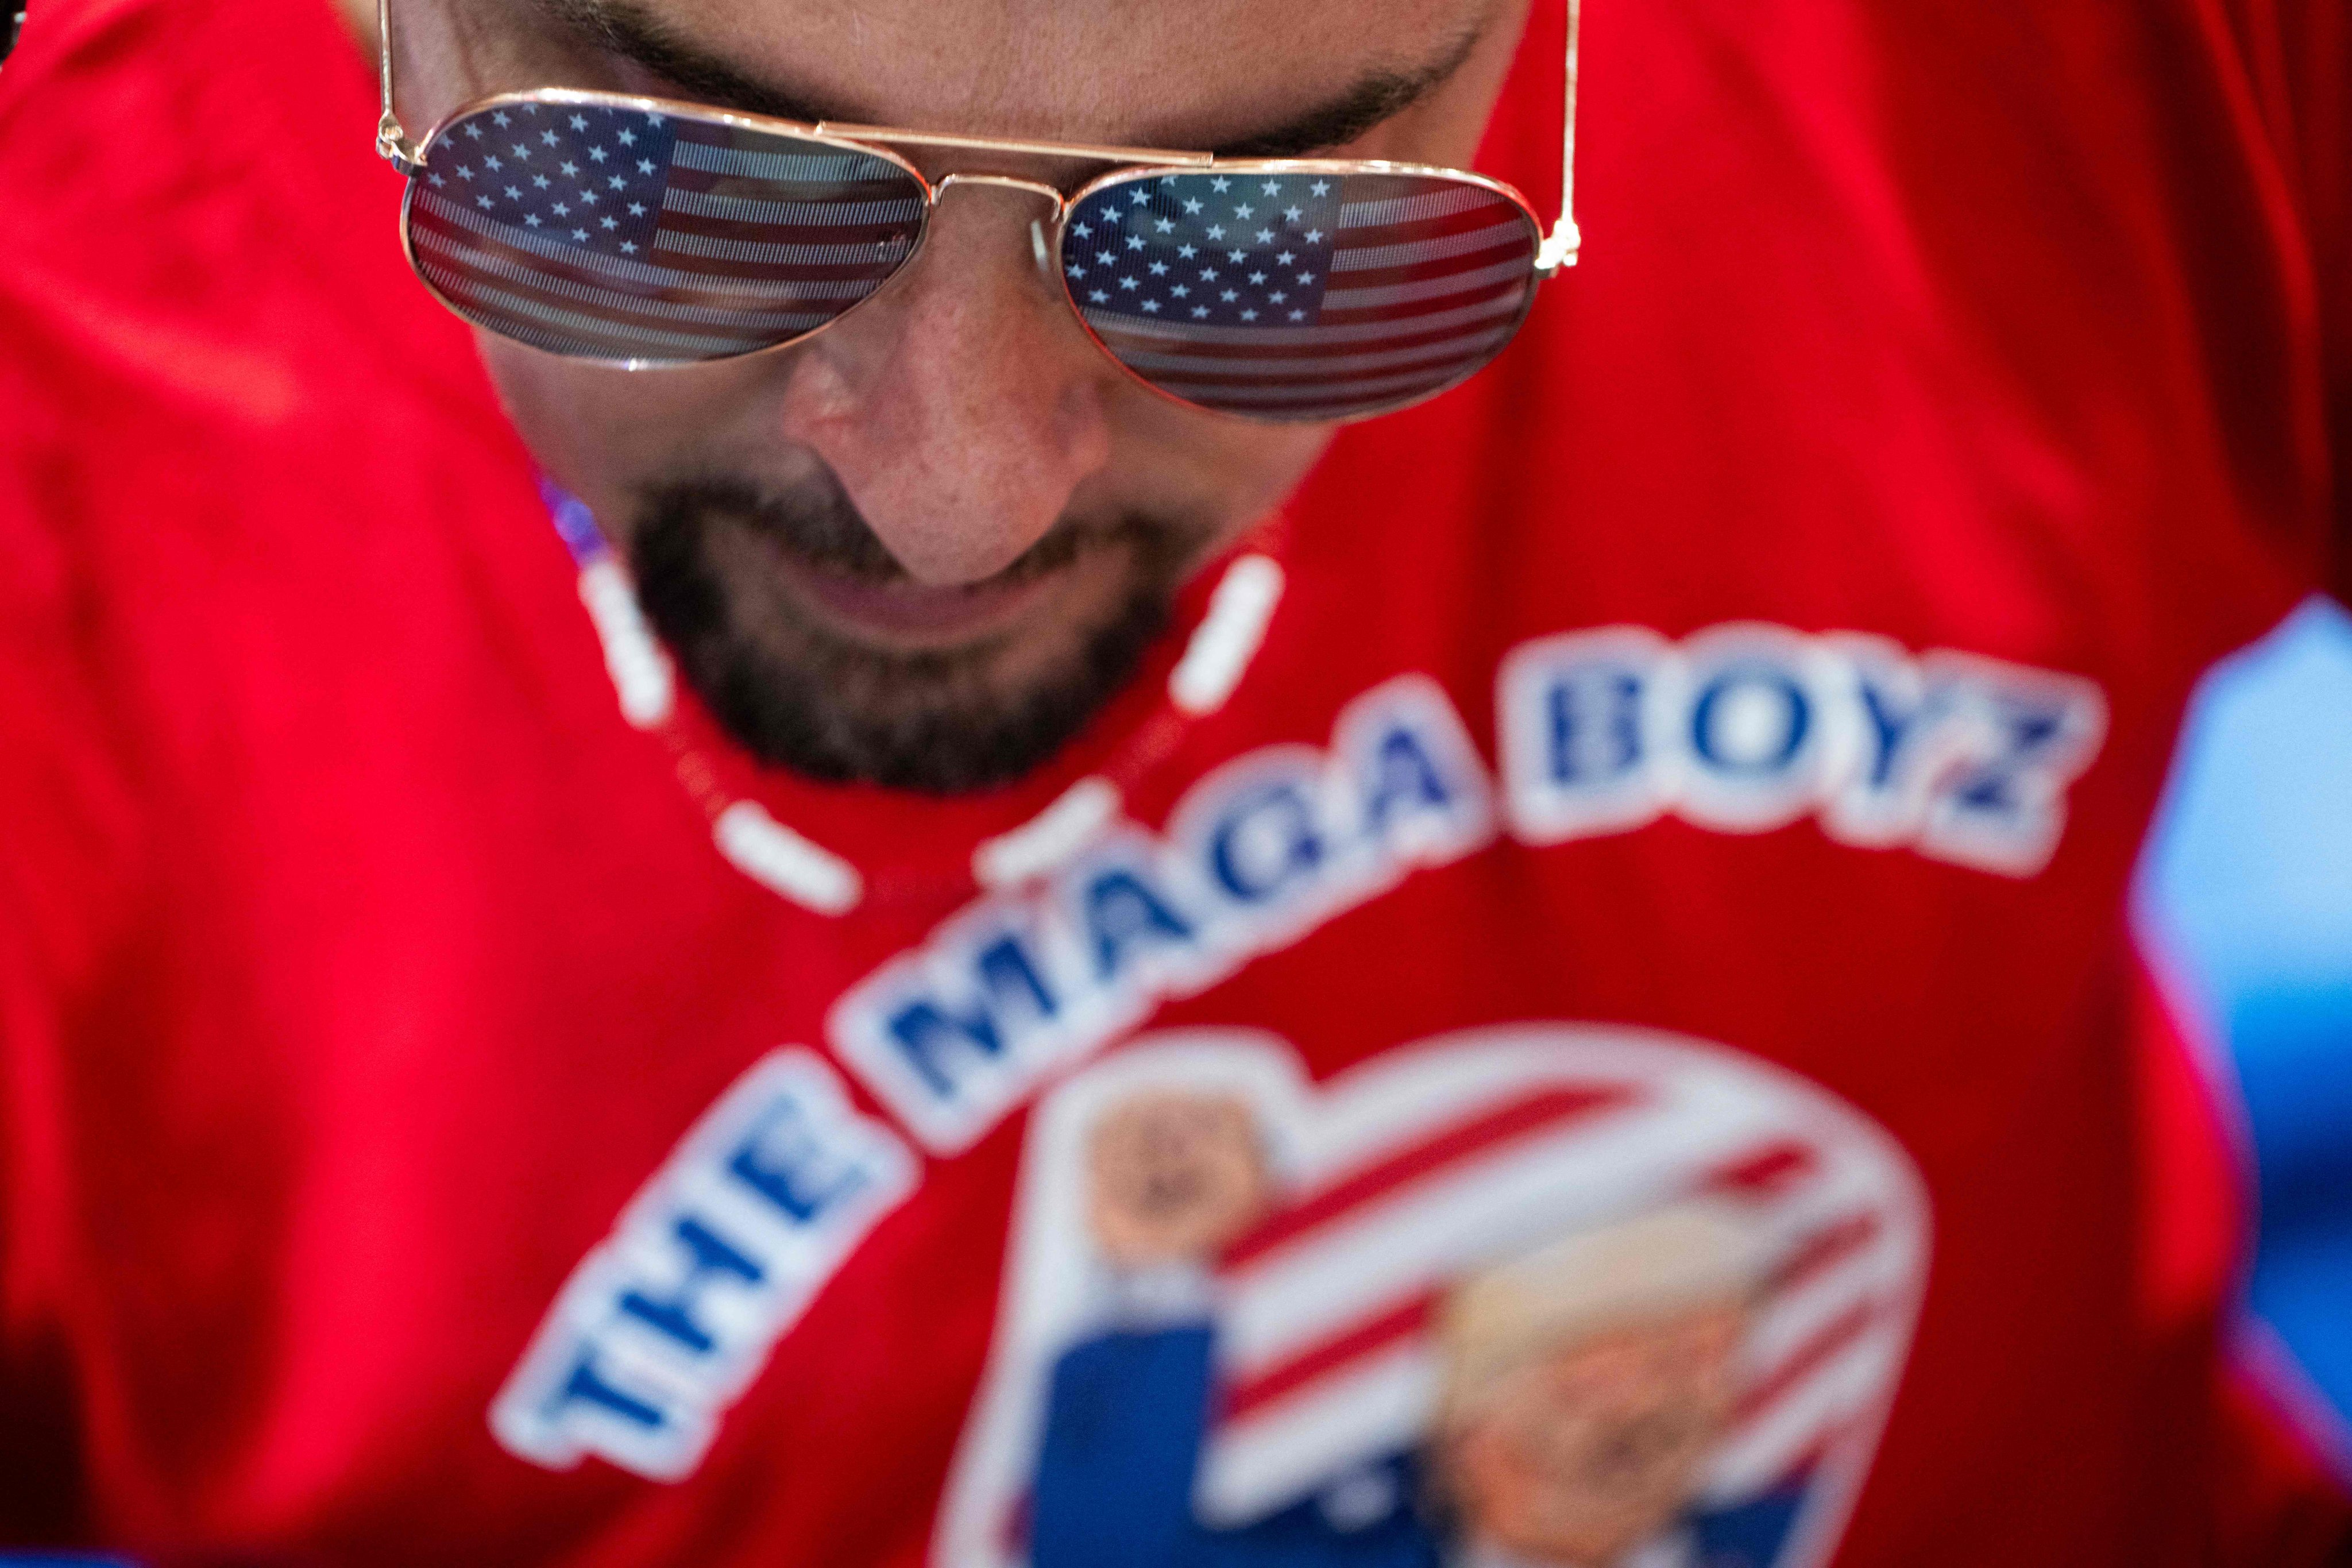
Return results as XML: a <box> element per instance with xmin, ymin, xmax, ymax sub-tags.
<box><xmin>2</xmin><ymin>1</ymin><xmax>2347</xmax><ymax>1565</ymax></box>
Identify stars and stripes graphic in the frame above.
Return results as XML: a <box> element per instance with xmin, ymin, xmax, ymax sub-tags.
<box><xmin>1066</xmin><ymin>168</ymin><xmax>1541</xmax><ymax>419</ymax></box>
<box><xmin>1193</xmin><ymin>1065</ymin><xmax>1925</xmax><ymax>1528</ymax></box>
<box><xmin>404</xmin><ymin>99</ymin><xmax>924</xmax><ymax>362</ymax></box>
<box><xmin>933</xmin><ymin>1031</ymin><xmax>1930</xmax><ymax>1568</ymax></box>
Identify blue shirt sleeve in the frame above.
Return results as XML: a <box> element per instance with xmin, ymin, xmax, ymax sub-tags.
<box><xmin>1031</xmin><ymin>1325</ymin><xmax>1219</xmax><ymax>1568</ymax></box>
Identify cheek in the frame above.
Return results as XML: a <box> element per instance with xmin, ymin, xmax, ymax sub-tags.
<box><xmin>1156</xmin><ymin>421</ymin><xmax>1335</xmax><ymax>529</ymax></box>
<box><xmin>474</xmin><ymin>339</ymin><xmax>767</xmax><ymax>515</ymax></box>
<box><xmin>474</xmin><ymin>337</ymin><xmax>638</xmax><ymax>484</ymax></box>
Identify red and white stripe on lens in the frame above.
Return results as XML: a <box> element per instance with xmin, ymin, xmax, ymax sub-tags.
<box><xmin>407</xmin><ymin>101</ymin><xmax>924</xmax><ymax>363</ymax></box>
<box><xmin>1069</xmin><ymin>170</ymin><xmax>1540</xmax><ymax>420</ymax></box>
<box><xmin>1192</xmin><ymin>1061</ymin><xmax>1924</xmax><ymax>1527</ymax></box>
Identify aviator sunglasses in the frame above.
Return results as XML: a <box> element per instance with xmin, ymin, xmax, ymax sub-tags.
<box><xmin>373</xmin><ymin>0</ymin><xmax>1581</xmax><ymax>423</ymax></box>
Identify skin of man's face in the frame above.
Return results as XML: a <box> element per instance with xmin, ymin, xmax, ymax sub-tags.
<box><xmin>1447</xmin><ymin>1301</ymin><xmax>1745</xmax><ymax>1564</ymax></box>
<box><xmin>376</xmin><ymin>0</ymin><xmax>1529</xmax><ymax>791</ymax></box>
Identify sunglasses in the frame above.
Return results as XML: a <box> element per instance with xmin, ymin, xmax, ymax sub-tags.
<box><xmin>372</xmin><ymin>0</ymin><xmax>1581</xmax><ymax>424</ymax></box>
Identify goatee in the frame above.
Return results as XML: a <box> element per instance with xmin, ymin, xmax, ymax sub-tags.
<box><xmin>627</xmin><ymin>471</ymin><xmax>1210</xmax><ymax>795</ymax></box>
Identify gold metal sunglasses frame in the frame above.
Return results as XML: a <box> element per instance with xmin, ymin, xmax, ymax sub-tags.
<box><xmin>372</xmin><ymin>0</ymin><xmax>1582</xmax><ymax>403</ymax></box>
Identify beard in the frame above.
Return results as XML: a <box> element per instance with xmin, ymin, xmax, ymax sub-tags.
<box><xmin>626</xmin><ymin>470</ymin><xmax>1211</xmax><ymax>795</ymax></box>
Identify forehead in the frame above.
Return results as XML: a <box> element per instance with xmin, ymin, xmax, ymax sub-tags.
<box><xmin>596</xmin><ymin>0</ymin><xmax>1497</xmax><ymax>143</ymax></box>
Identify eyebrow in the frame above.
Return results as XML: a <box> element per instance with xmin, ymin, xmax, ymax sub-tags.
<box><xmin>1211</xmin><ymin>30</ymin><xmax>1486</xmax><ymax>159</ymax></box>
<box><xmin>533</xmin><ymin>0</ymin><xmax>871</xmax><ymax>123</ymax></box>
<box><xmin>532</xmin><ymin>0</ymin><xmax>1488</xmax><ymax>160</ymax></box>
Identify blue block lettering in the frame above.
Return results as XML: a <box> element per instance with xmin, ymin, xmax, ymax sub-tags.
<box><xmin>1950</xmin><ymin>701</ymin><xmax>2065</xmax><ymax>816</ymax></box>
<box><xmin>544</xmin><ymin>1345</ymin><xmax>670</xmax><ymax>1432</ymax></box>
<box><xmin>1691</xmin><ymin>663</ymin><xmax>1810</xmax><ymax>775</ymax></box>
<box><xmin>727</xmin><ymin>1099</ymin><xmax>868</xmax><ymax>1225</ymax></box>
<box><xmin>1547</xmin><ymin>667</ymin><xmax>1645</xmax><ymax>786</ymax></box>
<box><xmin>1362</xmin><ymin>723</ymin><xmax>1456</xmax><ymax>837</ymax></box>
<box><xmin>1857</xmin><ymin>673</ymin><xmax>1941</xmax><ymax>789</ymax></box>
<box><xmin>1083</xmin><ymin>867</ymin><xmax>1195</xmax><ymax>979</ymax></box>
<box><xmin>1210</xmin><ymin>781</ymin><xmax>1324</xmax><ymax>904</ymax></box>
<box><xmin>617</xmin><ymin>1215</ymin><xmax>766</xmax><ymax>1357</ymax></box>
<box><xmin>885</xmin><ymin>933</ymin><xmax>1059</xmax><ymax>1098</ymax></box>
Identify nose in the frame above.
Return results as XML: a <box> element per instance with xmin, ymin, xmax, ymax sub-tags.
<box><xmin>772</xmin><ymin>180</ymin><xmax>1118</xmax><ymax>587</ymax></box>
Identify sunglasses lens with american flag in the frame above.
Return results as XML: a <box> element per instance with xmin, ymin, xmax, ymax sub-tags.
<box><xmin>401</xmin><ymin>98</ymin><xmax>928</xmax><ymax>365</ymax></box>
<box><xmin>1062</xmin><ymin>167</ymin><xmax>1542</xmax><ymax>421</ymax></box>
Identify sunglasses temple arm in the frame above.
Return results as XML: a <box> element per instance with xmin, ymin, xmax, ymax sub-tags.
<box><xmin>1534</xmin><ymin>0</ymin><xmax>1582</xmax><ymax>275</ymax></box>
<box><xmin>374</xmin><ymin>0</ymin><xmax>427</xmax><ymax>173</ymax></box>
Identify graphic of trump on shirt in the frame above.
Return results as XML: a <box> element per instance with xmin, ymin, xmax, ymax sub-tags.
<box><xmin>932</xmin><ymin>1028</ymin><xmax>1930</xmax><ymax>1568</ymax></box>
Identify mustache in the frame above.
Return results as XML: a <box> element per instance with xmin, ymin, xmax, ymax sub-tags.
<box><xmin>622</xmin><ymin>462</ymin><xmax>1221</xmax><ymax>791</ymax></box>
<box><xmin>631</xmin><ymin>469</ymin><xmax>1200</xmax><ymax>588</ymax></box>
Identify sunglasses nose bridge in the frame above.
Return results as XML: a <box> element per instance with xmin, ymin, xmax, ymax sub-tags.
<box><xmin>930</xmin><ymin>171</ymin><xmax>1068</xmax><ymax>212</ymax></box>
<box><xmin>928</xmin><ymin>172</ymin><xmax>1071</xmax><ymax>279</ymax></box>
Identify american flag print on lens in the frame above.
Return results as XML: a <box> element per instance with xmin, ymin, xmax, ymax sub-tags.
<box><xmin>403</xmin><ymin>99</ymin><xmax>927</xmax><ymax>364</ymax></box>
<box><xmin>1065</xmin><ymin>168</ymin><xmax>1542</xmax><ymax>420</ymax></box>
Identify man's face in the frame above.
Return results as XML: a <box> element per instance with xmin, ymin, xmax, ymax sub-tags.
<box><xmin>387</xmin><ymin>0</ymin><xmax>1527</xmax><ymax>790</ymax></box>
<box><xmin>1446</xmin><ymin>1302</ymin><xmax>1745</xmax><ymax>1564</ymax></box>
